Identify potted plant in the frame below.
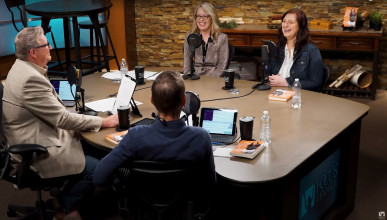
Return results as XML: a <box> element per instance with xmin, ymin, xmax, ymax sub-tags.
<box><xmin>369</xmin><ymin>11</ymin><xmax>383</xmax><ymax>31</ymax></box>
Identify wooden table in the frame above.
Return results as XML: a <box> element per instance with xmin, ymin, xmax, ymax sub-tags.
<box><xmin>25</xmin><ymin>0</ymin><xmax>112</xmax><ymax>76</ymax></box>
<box><xmin>81</xmin><ymin>69</ymin><xmax>369</xmax><ymax>219</ymax></box>
<box><xmin>223</xmin><ymin>24</ymin><xmax>382</xmax><ymax>99</ymax></box>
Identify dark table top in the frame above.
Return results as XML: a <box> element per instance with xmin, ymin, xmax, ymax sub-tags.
<box><xmin>25</xmin><ymin>0</ymin><xmax>112</xmax><ymax>17</ymax></box>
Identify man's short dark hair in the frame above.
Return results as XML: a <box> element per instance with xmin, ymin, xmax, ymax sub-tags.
<box><xmin>151</xmin><ymin>71</ymin><xmax>185</xmax><ymax>116</ymax></box>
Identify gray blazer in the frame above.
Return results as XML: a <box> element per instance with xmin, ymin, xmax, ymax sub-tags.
<box><xmin>2</xmin><ymin>59</ymin><xmax>102</xmax><ymax>178</ymax></box>
<box><xmin>183</xmin><ymin>32</ymin><xmax>229</xmax><ymax>77</ymax></box>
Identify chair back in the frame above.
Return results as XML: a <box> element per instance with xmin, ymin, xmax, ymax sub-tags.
<box><xmin>0</xmin><ymin>83</ymin><xmax>14</xmax><ymax>184</ymax></box>
<box><xmin>4</xmin><ymin>0</ymin><xmax>27</xmax><ymax>32</ymax></box>
<box><xmin>320</xmin><ymin>64</ymin><xmax>330</xmax><ymax>92</ymax></box>
<box><xmin>121</xmin><ymin>160</ymin><xmax>209</xmax><ymax>220</ymax></box>
<box><xmin>226</xmin><ymin>43</ymin><xmax>235</xmax><ymax>69</ymax></box>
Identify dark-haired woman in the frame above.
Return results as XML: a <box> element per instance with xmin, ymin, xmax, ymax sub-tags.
<box><xmin>268</xmin><ymin>8</ymin><xmax>324</xmax><ymax>91</ymax></box>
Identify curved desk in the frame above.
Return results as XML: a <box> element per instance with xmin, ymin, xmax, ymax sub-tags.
<box><xmin>25</xmin><ymin>0</ymin><xmax>112</xmax><ymax>75</ymax></box>
<box><xmin>81</xmin><ymin>71</ymin><xmax>369</xmax><ymax>219</ymax></box>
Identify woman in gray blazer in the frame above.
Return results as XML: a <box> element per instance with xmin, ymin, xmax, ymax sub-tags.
<box><xmin>183</xmin><ymin>2</ymin><xmax>229</xmax><ymax>77</ymax></box>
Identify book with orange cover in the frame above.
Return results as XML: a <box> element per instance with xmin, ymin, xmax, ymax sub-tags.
<box><xmin>268</xmin><ymin>89</ymin><xmax>294</xmax><ymax>102</ymax></box>
<box><xmin>230</xmin><ymin>140</ymin><xmax>265</xmax><ymax>159</ymax></box>
<box><xmin>105</xmin><ymin>130</ymin><xmax>128</xmax><ymax>145</ymax></box>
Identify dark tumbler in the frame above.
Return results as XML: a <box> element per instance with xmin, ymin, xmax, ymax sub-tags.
<box><xmin>117</xmin><ymin>105</ymin><xmax>130</xmax><ymax>130</ymax></box>
<box><xmin>134</xmin><ymin>65</ymin><xmax>145</xmax><ymax>85</ymax></box>
<box><xmin>240</xmin><ymin>116</ymin><xmax>254</xmax><ymax>140</ymax></box>
<box><xmin>222</xmin><ymin>69</ymin><xmax>235</xmax><ymax>90</ymax></box>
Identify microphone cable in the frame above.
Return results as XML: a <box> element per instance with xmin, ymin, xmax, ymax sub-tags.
<box><xmin>201</xmin><ymin>88</ymin><xmax>256</xmax><ymax>103</ymax></box>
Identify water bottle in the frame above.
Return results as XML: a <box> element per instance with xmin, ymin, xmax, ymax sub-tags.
<box><xmin>292</xmin><ymin>78</ymin><xmax>302</xmax><ymax>109</ymax></box>
<box><xmin>120</xmin><ymin>58</ymin><xmax>128</xmax><ymax>81</ymax></box>
<box><xmin>260</xmin><ymin>110</ymin><xmax>271</xmax><ymax>146</ymax></box>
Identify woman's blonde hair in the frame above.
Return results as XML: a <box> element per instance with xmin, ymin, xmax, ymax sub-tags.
<box><xmin>190</xmin><ymin>2</ymin><xmax>221</xmax><ymax>41</ymax></box>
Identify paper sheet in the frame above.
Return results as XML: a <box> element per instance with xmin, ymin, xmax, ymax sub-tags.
<box><xmin>213</xmin><ymin>147</ymin><xmax>232</xmax><ymax>158</ymax></box>
<box><xmin>102</xmin><ymin>70</ymin><xmax>160</xmax><ymax>81</ymax></box>
<box><xmin>85</xmin><ymin>97</ymin><xmax>142</xmax><ymax>112</ymax></box>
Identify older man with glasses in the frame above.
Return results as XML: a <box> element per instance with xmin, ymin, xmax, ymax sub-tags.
<box><xmin>2</xmin><ymin>26</ymin><xmax>119</xmax><ymax>220</ymax></box>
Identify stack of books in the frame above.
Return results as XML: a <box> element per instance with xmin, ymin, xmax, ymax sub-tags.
<box><xmin>268</xmin><ymin>89</ymin><xmax>294</xmax><ymax>102</ymax></box>
<box><xmin>230</xmin><ymin>140</ymin><xmax>265</xmax><ymax>159</ymax></box>
<box><xmin>105</xmin><ymin>130</ymin><xmax>128</xmax><ymax>145</ymax></box>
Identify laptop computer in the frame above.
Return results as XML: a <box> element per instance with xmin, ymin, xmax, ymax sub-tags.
<box><xmin>50</xmin><ymin>79</ymin><xmax>76</xmax><ymax>107</ymax></box>
<box><xmin>199</xmin><ymin>107</ymin><xmax>238</xmax><ymax>145</ymax></box>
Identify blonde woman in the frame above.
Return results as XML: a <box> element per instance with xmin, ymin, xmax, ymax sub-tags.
<box><xmin>183</xmin><ymin>2</ymin><xmax>229</xmax><ymax>77</ymax></box>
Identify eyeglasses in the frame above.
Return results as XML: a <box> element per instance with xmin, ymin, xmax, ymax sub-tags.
<box><xmin>195</xmin><ymin>15</ymin><xmax>210</xmax><ymax>20</ymax></box>
<box><xmin>33</xmin><ymin>43</ymin><xmax>51</xmax><ymax>49</ymax></box>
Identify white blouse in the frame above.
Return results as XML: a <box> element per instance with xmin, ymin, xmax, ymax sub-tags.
<box><xmin>278</xmin><ymin>45</ymin><xmax>294</xmax><ymax>79</ymax></box>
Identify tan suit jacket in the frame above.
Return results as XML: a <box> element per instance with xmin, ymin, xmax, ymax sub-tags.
<box><xmin>2</xmin><ymin>59</ymin><xmax>102</xmax><ymax>178</ymax></box>
<box><xmin>183</xmin><ymin>32</ymin><xmax>229</xmax><ymax>77</ymax></box>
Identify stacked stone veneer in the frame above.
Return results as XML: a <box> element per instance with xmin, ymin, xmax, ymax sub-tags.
<box><xmin>134</xmin><ymin>0</ymin><xmax>387</xmax><ymax>89</ymax></box>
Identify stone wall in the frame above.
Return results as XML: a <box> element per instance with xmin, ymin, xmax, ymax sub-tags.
<box><xmin>134</xmin><ymin>0</ymin><xmax>387</xmax><ymax>89</ymax></box>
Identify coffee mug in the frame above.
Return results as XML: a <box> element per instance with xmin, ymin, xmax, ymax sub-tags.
<box><xmin>117</xmin><ymin>105</ymin><xmax>130</xmax><ymax>130</ymax></box>
<box><xmin>240</xmin><ymin>116</ymin><xmax>254</xmax><ymax>140</ymax></box>
<box><xmin>222</xmin><ymin>69</ymin><xmax>235</xmax><ymax>90</ymax></box>
<box><xmin>134</xmin><ymin>65</ymin><xmax>145</xmax><ymax>85</ymax></box>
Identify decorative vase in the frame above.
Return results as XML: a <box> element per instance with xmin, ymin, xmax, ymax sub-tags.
<box><xmin>374</xmin><ymin>23</ymin><xmax>382</xmax><ymax>31</ymax></box>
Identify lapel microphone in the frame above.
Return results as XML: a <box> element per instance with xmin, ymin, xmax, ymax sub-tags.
<box><xmin>152</xmin><ymin>112</ymin><xmax>167</xmax><ymax>126</ymax></box>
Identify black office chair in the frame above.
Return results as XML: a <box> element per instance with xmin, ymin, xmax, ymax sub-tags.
<box><xmin>0</xmin><ymin>83</ymin><xmax>63</xmax><ymax>220</ymax></box>
<box><xmin>117</xmin><ymin>160</ymin><xmax>210</xmax><ymax>220</ymax></box>
<box><xmin>78</xmin><ymin>0</ymin><xmax>119</xmax><ymax>72</ymax></box>
<box><xmin>226</xmin><ymin>43</ymin><xmax>235</xmax><ymax>70</ymax></box>
<box><xmin>4</xmin><ymin>0</ymin><xmax>62</xmax><ymax>71</ymax></box>
<box><xmin>320</xmin><ymin>64</ymin><xmax>330</xmax><ymax>92</ymax></box>
<box><xmin>221</xmin><ymin>43</ymin><xmax>241</xmax><ymax>79</ymax></box>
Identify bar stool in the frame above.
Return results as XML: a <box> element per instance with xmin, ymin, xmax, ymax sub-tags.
<box><xmin>5</xmin><ymin>0</ymin><xmax>63</xmax><ymax>72</ymax></box>
<box><xmin>78</xmin><ymin>0</ymin><xmax>119</xmax><ymax>73</ymax></box>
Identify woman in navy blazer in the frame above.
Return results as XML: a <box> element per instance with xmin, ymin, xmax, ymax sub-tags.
<box><xmin>268</xmin><ymin>8</ymin><xmax>324</xmax><ymax>91</ymax></box>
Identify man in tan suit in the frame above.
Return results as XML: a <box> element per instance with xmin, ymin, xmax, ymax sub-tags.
<box><xmin>2</xmin><ymin>26</ymin><xmax>118</xmax><ymax>219</ymax></box>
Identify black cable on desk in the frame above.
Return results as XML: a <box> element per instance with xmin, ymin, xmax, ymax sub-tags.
<box><xmin>201</xmin><ymin>89</ymin><xmax>256</xmax><ymax>103</ymax></box>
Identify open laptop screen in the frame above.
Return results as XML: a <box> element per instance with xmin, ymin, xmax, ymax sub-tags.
<box><xmin>199</xmin><ymin>107</ymin><xmax>237</xmax><ymax>136</ymax></box>
<box><xmin>50</xmin><ymin>79</ymin><xmax>76</xmax><ymax>101</ymax></box>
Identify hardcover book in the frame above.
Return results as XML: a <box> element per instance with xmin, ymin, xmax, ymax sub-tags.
<box><xmin>105</xmin><ymin>130</ymin><xmax>128</xmax><ymax>145</ymax></box>
<box><xmin>268</xmin><ymin>89</ymin><xmax>294</xmax><ymax>102</ymax></box>
<box><xmin>230</xmin><ymin>140</ymin><xmax>265</xmax><ymax>159</ymax></box>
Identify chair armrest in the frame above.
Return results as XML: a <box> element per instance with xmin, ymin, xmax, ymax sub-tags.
<box><xmin>8</xmin><ymin>144</ymin><xmax>47</xmax><ymax>189</ymax></box>
<box><xmin>8</xmin><ymin>144</ymin><xmax>47</xmax><ymax>155</ymax></box>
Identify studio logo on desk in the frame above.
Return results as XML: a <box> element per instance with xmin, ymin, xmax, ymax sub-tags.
<box><xmin>299</xmin><ymin>148</ymin><xmax>340</xmax><ymax>220</ymax></box>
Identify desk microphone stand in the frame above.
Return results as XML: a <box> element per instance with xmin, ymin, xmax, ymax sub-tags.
<box><xmin>77</xmin><ymin>87</ymin><xmax>98</xmax><ymax>116</ymax></box>
<box><xmin>253</xmin><ymin>65</ymin><xmax>271</xmax><ymax>90</ymax></box>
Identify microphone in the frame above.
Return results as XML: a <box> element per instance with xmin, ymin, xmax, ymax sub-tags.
<box><xmin>67</xmin><ymin>66</ymin><xmax>97</xmax><ymax>116</ymax></box>
<box><xmin>152</xmin><ymin>112</ymin><xmax>167</xmax><ymax>126</ymax></box>
<box><xmin>253</xmin><ymin>41</ymin><xmax>277</xmax><ymax>90</ymax></box>
<box><xmin>184</xmin><ymin>33</ymin><xmax>202</xmax><ymax>80</ymax></box>
<box><xmin>67</xmin><ymin>66</ymin><xmax>77</xmax><ymax>86</ymax></box>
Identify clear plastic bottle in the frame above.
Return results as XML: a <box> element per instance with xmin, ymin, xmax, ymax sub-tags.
<box><xmin>260</xmin><ymin>110</ymin><xmax>271</xmax><ymax>146</ymax></box>
<box><xmin>291</xmin><ymin>78</ymin><xmax>302</xmax><ymax>109</ymax></box>
<box><xmin>120</xmin><ymin>58</ymin><xmax>128</xmax><ymax>81</ymax></box>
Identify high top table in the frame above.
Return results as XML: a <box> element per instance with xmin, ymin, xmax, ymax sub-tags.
<box><xmin>80</xmin><ymin>69</ymin><xmax>369</xmax><ymax>219</ymax></box>
<box><xmin>25</xmin><ymin>0</ymin><xmax>112</xmax><ymax>76</ymax></box>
